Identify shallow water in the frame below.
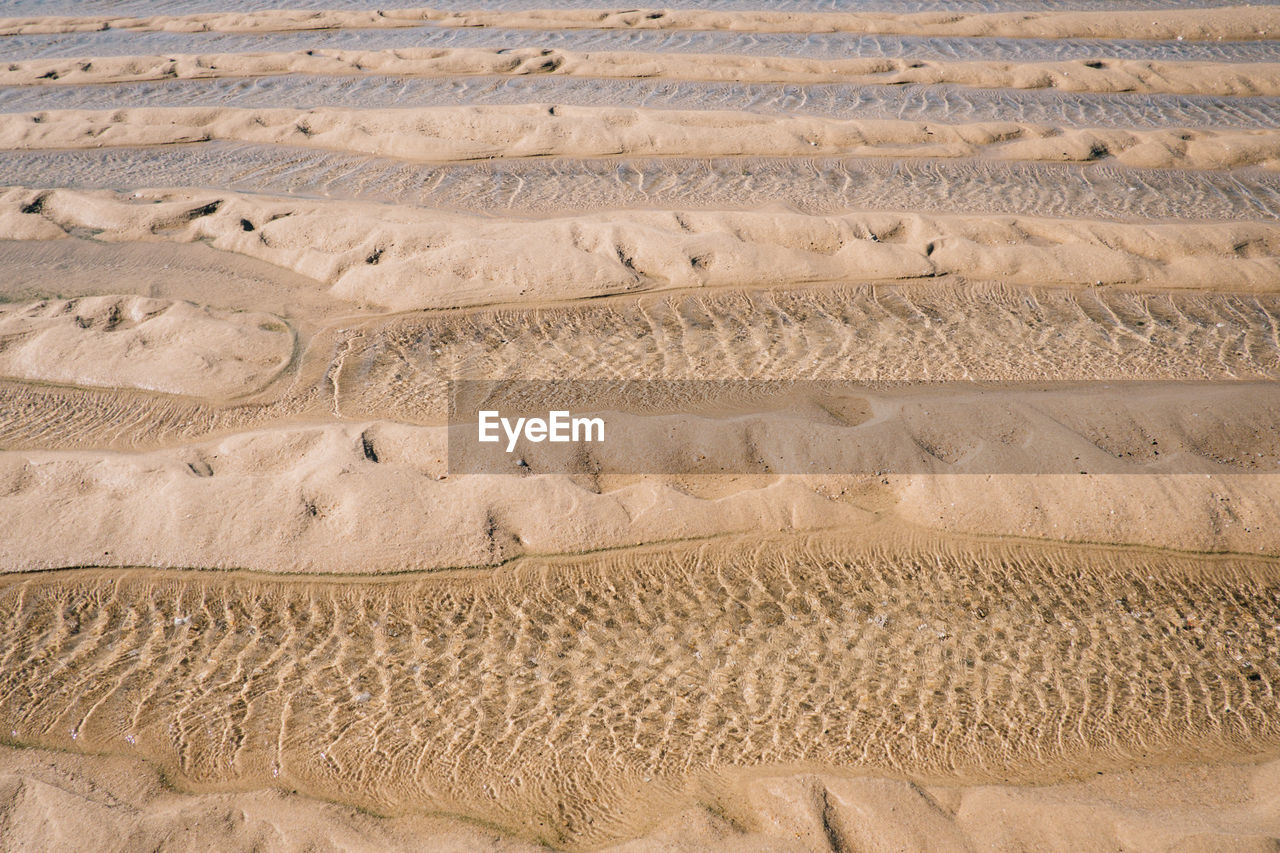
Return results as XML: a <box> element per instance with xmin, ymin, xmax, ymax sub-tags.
<box><xmin>7</xmin><ymin>76</ymin><xmax>1278</xmax><ymax>131</ymax></box>
<box><xmin>6</xmin><ymin>25</ymin><xmax>1279</xmax><ymax>64</ymax></box>
<box><xmin>9</xmin><ymin>144</ymin><xmax>1279</xmax><ymax>220</ymax></box>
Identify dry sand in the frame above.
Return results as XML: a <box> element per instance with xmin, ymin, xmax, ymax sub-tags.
<box><xmin>9</xmin><ymin>189</ymin><xmax>1280</xmax><ymax>309</ymax></box>
<box><xmin>8</xmin><ymin>105</ymin><xmax>1280</xmax><ymax>170</ymax></box>
<box><xmin>2</xmin><ymin>3</ymin><xmax>1280</xmax><ymax>851</ymax></box>
<box><xmin>10</xmin><ymin>49</ymin><xmax>1280</xmax><ymax>96</ymax></box>
<box><xmin>4</xmin><ymin>6</ymin><xmax>1278</xmax><ymax>41</ymax></box>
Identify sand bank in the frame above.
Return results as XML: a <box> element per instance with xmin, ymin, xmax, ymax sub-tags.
<box><xmin>6</xmin><ymin>104</ymin><xmax>1280</xmax><ymax>171</ymax></box>
<box><xmin>0</xmin><ymin>294</ymin><xmax>292</xmax><ymax>398</ymax></box>
<box><xmin>3</xmin><ymin>5</ymin><xmax>1277</xmax><ymax>41</ymax></box>
<box><xmin>8</xmin><ymin>49</ymin><xmax>1280</xmax><ymax>97</ymax></box>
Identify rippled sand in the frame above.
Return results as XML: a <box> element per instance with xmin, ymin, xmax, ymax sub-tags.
<box><xmin>3</xmin><ymin>532</ymin><xmax>1280</xmax><ymax>847</ymax></box>
<box><xmin>3</xmin><ymin>2</ymin><xmax>1280</xmax><ymax>850</ymax></box>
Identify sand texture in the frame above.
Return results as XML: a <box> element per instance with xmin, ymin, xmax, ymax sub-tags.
<box><xmin>3</xmin><ymin>6</ymin><xmax>1279</xmax><ymax>41</ymax></box>
<box><xmin>9</xmin><ymin>50</ymin><xmax>1280</xmax><ymax>96</ymax></box>
<box><xmin>2</xmin><ymin>2</ymin><xmax>1280</xmax><ymax>851</ymax></box>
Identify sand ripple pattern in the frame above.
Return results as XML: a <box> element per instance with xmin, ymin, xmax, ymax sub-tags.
<box><xmin>7</xmin><ymin>76</ymin><xmax>1277</xmax><ymax>132</ymax></box>
<box><xmin>5</xmin><ymin>287</ymin><xmax>1280</xmax><ymax>451</ymax></box>
<box><xmin>15</xmin><ymin>26</ymin><xmax>1280</xmax><ymax>65</ymax></box>
<box><xmin>9</xmin><ymin>145</ymin><xmax>1280</xmax><ymax>220</ymax></box>
<box><xmin>1</xmin><ymin>534</ymin><xmax>1278</xmax><ymax>846</ymax></box>
<box><xmin>7</xmin><ymin>25</ymin><xmax>1280</xmax><ymax>63</ymax></box>
<box><xmin>338</xmin><ymin>288</ymin><xmax>1280</xmax><ymax>420</ymax></box>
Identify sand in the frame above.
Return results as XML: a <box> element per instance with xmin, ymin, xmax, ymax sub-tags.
<box><xmin>2</xmin><ymin>3</ymin><xmax>1280</xmax><ymax>851</ymax></box>
<box><xmin>8</xmin><ymin>105</ymin><xmax>1280</xmax><ymax>170</ymax></box>
<box><xmin>0</xmin><ymin>295</ymin><xmax>293</xmax><ymax>397</ymax></box>
<box><xmin>8</xmin><ymin>189</ymin><xmax>1280</xmax><ymax>309</ymax></box>
<box><xmin>10</xmin><ymin>50</ymin><xmax>1280</xmax><ymax>97</ymax></box>
<box><xmin>3</xmin><ymin>6</ymin><xmax>1278</xmax><ymax>41</ymax></box>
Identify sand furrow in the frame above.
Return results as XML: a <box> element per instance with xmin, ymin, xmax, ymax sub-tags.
<box><xmin>14</xmin><ymin>146</ymin><xmax>1280</xmax><ymax>220</ymax></box>
<box><xmin>8</xmin><ymin>49</ymin><xmax>1280</xmax><ymax>96</ymax></box>
<box><xmin>6</xmin><ymin>77</ymin><xmax>1279</xmax><ymax>132</ymax></box>
<box><xmin>8</xmin><ymin>26</ymin><xmax>1279</xmax><ymax>66</ymax></box>
<box><xmin>10</xmin><ymin>281</ymin><xmax>1280</xmax><ymax>449</ymax></box>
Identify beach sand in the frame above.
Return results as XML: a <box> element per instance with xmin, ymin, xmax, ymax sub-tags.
<box><xmin>1</xmin><ymin>3</ymin><xmax>1279</xmax><ymax>850</ymax></box>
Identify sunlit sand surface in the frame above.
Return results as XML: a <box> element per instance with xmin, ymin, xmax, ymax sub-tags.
<box><xmin>2</xmin><ymin>2</ymin><xmax>1280</xmax><ymax>849</ymax></box>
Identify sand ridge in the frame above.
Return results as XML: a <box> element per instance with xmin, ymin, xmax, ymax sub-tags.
<box><xmin>9</xmin><ymin>49</ymin><xmax>1280</xmax><ymax>97</ymax></box>
<box><xmin>7</xmin><ymin>189</ymin><xmax>1280</xmax><ymax>310</ymax></box>
<box><xmin>3</xmin><ymin>6</ymin><xmax>1278</xmax><ymax>41</ymax></box>
<box><xmin>3</xmin><ymin>744</ymin><xmax>1279</xmax><ymax>853</ymax></box>
<box><xmin>6</xmin><ymin>104</ymin><xmax>1280</xmax><ymax>171</ymax></box>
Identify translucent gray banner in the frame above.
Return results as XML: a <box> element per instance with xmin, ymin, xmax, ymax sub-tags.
<box><xmin>447</xmin><ymin>380</ymin><xmax>1280</xmax><ymax>475</ymax></box>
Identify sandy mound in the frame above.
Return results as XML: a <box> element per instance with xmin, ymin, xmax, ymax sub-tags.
<box><xmin>6</xmin><ymin>104</ymin><xmax>1280</xmax><ymax>171</ymax></box>
<box><xmin>8</xmin><ymin>49</ymin><xmax>1280</xmax><ymax>97</ymax></box>
<box><xmin>0</xmin><ymin>295</ymin><xmax>292</xmax><ymax>398</ymax></box>
<box><xmin>6</xmin><ymin>189</ymin><xmax>1280</xmax><ymax>311</ymax></box>
<box><xmin>5</xmin><ymin>744</ymin><xmax>1278</xmax><ymax>853</ymax></box>
<box><xmin>4</xmin><ymin>6</ymin><xmax>1276</xmax><ymax>41</ymax></box>
<box><xmin>3</xmin><ymin>389</ymin><xmax>1278</xmax><ymax>574</ymax></box>
<box><xmin>3</xmin><ymin>744</ymin><xmax>1278</xmax><ymax>853</ymax></box>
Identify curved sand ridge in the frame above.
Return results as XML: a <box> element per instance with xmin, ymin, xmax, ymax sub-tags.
<box><xmin>8</xmin><ymin>190</ymin><xmax>1280</xmax><ymax>309</ymax></box>
<box><xmin>3</xmin><ymin>5</ymin><xmax>1278</xmax><ymax>40</ymax></box>
<box><xmin>2</xmin><ymin>531</ymin><xmax>1279</xmax><ymax>847</ymax></box>
<box><xmin>4</xmin><ymin>389</ymin><xmax>1280</xmax><ymax>573</ymax></box>
<box><xmin>0</xmin><ymin>295</ymin><xmax>293</xmax><ymax>398</ymax></box>
<box><xmin>4</xmin><ymin>746</ymin><xmax>1280</xmax><ymax>853</ymax></box>
<box><xmin>6</xmin><ymin>105</ymin><xmax>1280</xmax><ymax>171</ymax></box>
<box><xmin>8</xmin><ymin>49</ymin><xmax>1280</xmax><ymax>97</ymax></box>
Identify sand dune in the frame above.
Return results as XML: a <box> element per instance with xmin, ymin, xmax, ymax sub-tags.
<box><xmin>4</xmin><ymin>5</ymin><xmax>1277</xmax><ymax>41</ymax></box>
<box><xmin>3</xmin><ymin>392</ymin><xmax>1280</xmax><ymax>573</ymax></box>
<box><xmin>9</xmin><ymin>49</ymin><xmax>1280</xmax><ymax>97</ymax></box>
